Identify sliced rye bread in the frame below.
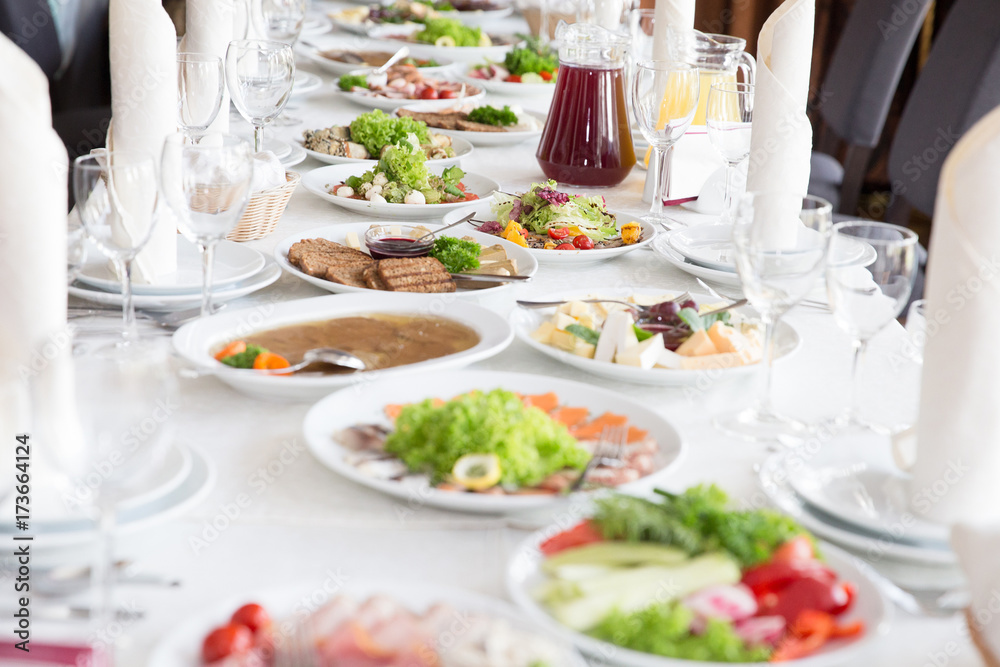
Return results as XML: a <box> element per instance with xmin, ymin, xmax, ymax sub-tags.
<box><xmin>288</xmin><ymin>238</ymin><xmax>370</xmax><ymax>266</ymax></box>
<box><xmin>377</xmin><ymin>257</ymin><xmax>455</xmax><ymax>293</ymax></box>
<box><xmin>324</xmin><ymin>263</ymin><xmax>371</xmax><ymax>288</ymax></box>
<box><xmin>363</xmin><ymin>263</ymin><xmax>389</xmax><ymax>291</ymax></box>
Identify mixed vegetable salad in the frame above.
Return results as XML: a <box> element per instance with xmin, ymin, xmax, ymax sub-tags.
<box><xmin>535</xmin><ymin>486</ymin><xmax>865</xmax><ymax>662</ymax></box>
<box><xmin>331</xmin><ymin>134</ymin><xmax>479</xmax><ymax>205</ymax></box>
<box><xmin>414</xmin><ymin>17</ymin><xmax>492</xmax><ymax>46</ymax></box>
<box><xmin>469</xmin><ymin>37</ymin><xmax>559</xmax><ymax>83</ymax></box>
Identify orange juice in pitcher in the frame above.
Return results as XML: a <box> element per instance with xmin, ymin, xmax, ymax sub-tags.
<box><xmin>668</xmin><ymin>29</ymin><xmax>755</xmax><ymax>126</ymax></box>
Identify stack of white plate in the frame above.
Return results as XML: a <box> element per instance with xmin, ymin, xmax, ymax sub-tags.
<box><xmin>69</xmin><ymin>238</ymin><xmax>280</xmax><ymax>312</ymax></box>
<box><xmin>652</xmin><ymin>223</ymin><xmax>879</xmax><ymax>287</ymax></box>
<box><xmin>759</xmin><ymin>432</ymin><xmax>957</xmax><ymax>566</ymax></box>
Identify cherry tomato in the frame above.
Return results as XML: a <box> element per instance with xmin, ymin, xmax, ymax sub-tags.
<box><xmin>419</xmin><ymin>88</ymin><xmax>439</xmax><ymax>100</ymax></box>
<box><xmin>439</xmin><ymin>90</ymin><xmax>458</xmax><ymax>99</ymax></box>
<box><xmin>231</xmin><ymin>603</ymin><xmax>271</xmax><ymax>634</ymax></box>
<box><xmin>572</xmin><ymin>234</ymin><xmax>594</xmax><ymax>250</ymax></box>
<box><xmin>202</xmin><ymin>624</ymin><xmax>253</xmax><ymax>663</ymax></box>
<box><xmin>520</xmin><ymin>229</ymin><xmax>528</xmax><ymax>237</ymax></box>
<box><xmin>742</xmin><ymin>560</ymin><xmax>836</xmax><ymax>597</ymax></box>
<box><xmin>555</xmin><ymin>243</ymin><xmax>576</xmax><ymax>250</ymax></box>
<box><xmin>540</xmin><ymin>70</ymin><xmax>553</xmax><ymax>81</ymax></box>
<box><xmin>506</xmin><ymin>74</ymin><xmax>522</xmax><ymax>83</ymax></box>
<box><xmin>547</xmin><ymin>227</ymin><xmax>570</xmax><ymax>240</ymax></box>
<box><xmin>756</xmin><ymin>575</ymin><xmax>852</xmax><ymax>623</ymax></box>
<box><xmin>539</xmin><ymin>520</ymin><xmax>603</xmax><ymax>556</ymax></box>
<box><xmin>772</xmin><ymin>536</ymin><xmax>815</xmax><ymax>563</ymax></box>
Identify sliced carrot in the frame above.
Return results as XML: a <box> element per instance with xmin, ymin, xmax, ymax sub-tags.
<box><xmin>252</xmin><ymin>352</ymin><xmax>290</xmax><ymax>370</ymax></box>
<box><xmin>589</xmin><ymin>412</ymin><xmax>629</xmax><ymax>427</ymax></box>
<box><xmin>830</xmin><ymin>620</ymin><xmax>864</xmax><ymax>639</ymax></box>
<box><xmin>214</xmin><ymin>340</ymin><xmax>247</xmax><ymax>361</ymax></box>
<box><xmin>549</xmin><ymin>406</ymin><xmax>590</xmax><ymax>427</ymax></box>
<box><xmin>523</xmin><ymin>392</ymin><xmax>559</xmax><ymax>412</ymax></box>
<box><xmin>570</xmin><ymin>422</ymin><xmax>607</xmax><ymax>440</ymax></box>
<box><xmin>384</xmin><ymin>404</ymin><xmax>405</xmax><ymax>421</ymax></box>
<box><xmin>770</xmin><ymin>610</ymin><xmax>834</xmax><ymax>662</ymax></box>
<box><xmin>627</xmin><ymin>426</ymin><xmax>649</xmax><ymax>443</ymax></box>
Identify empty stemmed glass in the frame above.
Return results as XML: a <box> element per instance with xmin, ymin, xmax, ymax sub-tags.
<box><xmin>826</xmin><ymin>221</ymin><xmax>918</xmax><ymax>432</ymax></box>
<box><xmin>177</xmin><ymin>53</ymin><xmax>225</xmax><ymax>142</ymax></box>
<box><xmin>631</xmin><ymin>60</ymin><xmax>699</xmax><ymax>228</ymax></box>
<box><xmin>68</xmin><ymin>210</ymin><xmax>87</xmax><ymax>284</ymax></box>
<box><xmin>160</xmin><ymin>134</ymin><xmax>254</xmax><ymax>317</ymax></box>
<box><xmin>256</xmin><ymin>0</ymin><xmax>306</xmax><ymax>126</ymax></box>
<box><xmin>226</xmin><ymin>39</ymin><xmax>295</xmax><ymax>152</ymax></box>
<box><xmin>706</xmin><ymin>82</ymin><xmax>754</xmax><ymax>222</ymax></box>
<box><xmin>72</xmin><ymin>152</ymin><xmax>160</xmax><ymax>342</ymax></box>
<box><xmin>714</xmin><ymin>192</ymin><xmax>834</xmax><ymax>443</ymax></box>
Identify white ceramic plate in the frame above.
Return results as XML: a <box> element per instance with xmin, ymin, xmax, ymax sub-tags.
<box><xmin>300</xmin><ymin>163</ymin><xmax>499</xmax><ymax>219</ymax></box>
<box><xmin>302</xmin><ymin>369</ymin><xmax>686</xmax><ymax>513</ymax></box>
<box><xmin>511</xmin><ymin>288</ymin><xmax>801</xmax><ymax>387</ymax></box>
<box><xmin>291</xmin><ymin>71</ymin><xmax>323</xmax><ymax>97</ymax></box>
<box><xmin>460</xmin><ymin>70</ymin><xmax>556</xmax><ymax>97</ymax></box>
<box><xmin>445</xmin><ymin>6</ymin><xmax>514</xmax><ymax>25</ymax></box>
<box><xmin>443</xmin><ymin>207</ymin><xmax>657</xmax><ymax>264</ymax></box>
<box><xmin>173</xmin><ymin>294</ymin><xmax>515</xmax><ymax>401</ymax></box>
<box><xmin>667</xmin><ymin>225</ymin><xmax>878</xmax><ymax>274</ymax></box>
<box><xmin>69</xmin><ymin>256</ymin><xmax>282</xmax><ymax>312</ymax></box>
<box><xmin>651</xmin><ymin>234</ymin><xmax>744</xmax><ymax>288</ymax></box>
<box><xmin>148</xmin><ymin>580</ymin><xmax>586</xmax><ymax>667</ymax></box>
<box><xmin>273</xmin><ymin>222</ymin><xmax>538</xmax><ymax>298</ymax></box>
<box><xmin>507</xmin><ymin>526</ymin><xmax>892</xmax><ymax>667</ymax></box>
<box><xmin>295</xmin><ymin>43</ymin><xmax>459</xmax><ymax>76</ymax></box>
<box><xmin>337</xmin><ymin>83</ymin><xmax>486</xmax><ymax>112</ymax></box>
<box><xmin>24</xmin><ymin>445</ymin><xmax>214</xmax><ymax>549</ymax></box>
<box><xmin>785</xmin><ymin>432</ymin><xmax>950</xmax><ymax>545</ymax></box>
<box><xmin>366</xmin><ymin>36</ymin><xmax>515</xmax><ymax>65</ymax></box>
<box><xmin>297</xmin><ymin>133</ymin><xmax>473</xmax><ymax>167</ymax></box>
<box><xmin>76</xmin><ymin>239</ymin><xmax>265</xmax><ymax>296</ymax></box>
<box><xmin>300</xmin><ymin>13</ymin><xmax>333</xmax><ymax>35</ymax></box>
<box><xmin>759</xmin><ymin>452</ymin><xmax>957</xmax><ymax>566</ymax></box>
<box><xmin>396</xmin><ymin>101</ymin><xmax>546</xmax><ymax>146</ymax></box>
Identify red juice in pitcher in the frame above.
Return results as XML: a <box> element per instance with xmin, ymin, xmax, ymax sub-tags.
<box><xmin>535</xmin><ymin>23</ymin><xmax>635</xmax><ymax>188</ymax></box>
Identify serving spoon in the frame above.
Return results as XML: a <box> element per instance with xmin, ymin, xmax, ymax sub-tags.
<box><xmin>372</xmin><ymin>46</ymin><xmax>410</xmax><ymax>74</ymax></box>
<box><xmin>257</xmin><ymin>347</ymin><xmax>368</xmax><ymax>375</ymax></box>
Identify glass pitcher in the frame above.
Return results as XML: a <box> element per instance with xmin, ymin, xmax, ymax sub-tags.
<box><xmin>668</xmin><ymin>28</ymin><xmax>756</xmax><ymax>125</ymax></box>
<box><xmin>536</xmin><ymin>22</ymin><xmax>636</xmax><ymax>188</ymax></box>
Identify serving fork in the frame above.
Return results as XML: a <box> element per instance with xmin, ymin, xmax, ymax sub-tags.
<box><xmin>517</xmin><ymin>292</ymin><xmax>692</xmax><ymax>317</ymax></box>
<box><xmin>569</xmin><ymin>424</ymin><xmax>628</xmax><ymax>493</ymax></box>
<box><xmin>275</xmin><ymin>618</ymin><xmax>319</xmax><ymax>667</ymax></box>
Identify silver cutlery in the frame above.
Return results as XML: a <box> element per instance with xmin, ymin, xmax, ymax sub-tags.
<box><xmin>517</xmin><ymin>292</ymin><xmax>693</xmax><ymax>317</ymax></box>
<box><xmin>569</xmin><ymin>424</ymin><xmax>627</xmax><ymax>493</ymax></box>
<box><xmin>451</xmin><ymin>272</ymin><xmax>532</xmax><ymax>283</ymax></box>
<box><xmin>260</xmin><ymin>348</ymin><xmax>367</xmax><ymax>375</ymax></box>
<box><xmin>35</xmin><ymin>562</ymin><xmax>180</xmax><ymax>598</ymax></box>
<box><xmin>371</xmin><ymin>46</ymin><xmax>410</xmax><ymax>74</ymax></box>
<box><xmin>0</xmin><ymin>604</ymin><xmax>145</xmax><ymax>623</ymax></box>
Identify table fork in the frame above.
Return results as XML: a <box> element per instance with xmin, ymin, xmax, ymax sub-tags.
<box><xmin>569</xmin><ymin>424</ymin><xmax>628</xmax><ymax>493</ymax></box>
<box><xmin>275</xmin><ymin>621</ymin><xmax>319</xmax><ymax>667</ymax></box>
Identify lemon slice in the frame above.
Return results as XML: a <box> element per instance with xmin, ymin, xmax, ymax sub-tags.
<box><xmin>434</xmin><ymin>35</ymin><xmax>456</xmax><ymax>47</ymax></box>
<box><xmin>478</xmin><ymin>33</ymin><xmax>492</xmax><ymax>47</ymax></box>
<box><xmin>451</xmin><ymin>453</ymin><xmax>502</xmax><ymax>490</ymax></box>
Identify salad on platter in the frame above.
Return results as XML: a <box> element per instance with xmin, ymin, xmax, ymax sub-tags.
<box><xmin>337</xmin><ymin>388</ymin><xmax>660</xmax><ymax>493</ymax></box>
<box><xmin>338</xmin><ymin>65</ymin><xmax>481</xmax><ymax>102</ymax></box>
<box><xmin>474</xmin><ymin>181</ymin><xmax>642</xmax><ymax>250</ymax></box>
<box><xmin>468</xmin><ymin>37</ymin><xmax>558</xmax><ymax>83</ymax></box>
<box><xmin>530</xmin><ymin>486</ymin><xmax>866</xmax><ymax>662</ymax></box>
<box><xmin>531</xmin><ymin>294</ymin><xmax>765</xmax><ymax>371</ymax></box>
<box><xmin>328</xmin><ymin>135</ymin><xmax>480</xmax><ymax>205</ymax></box>
<box><xmin>199</xmin><ymin>593</ymin><xmax>568</xmax><ymax>665</ymax></box>
<box><xmin>398</xmin><ymin>103</ymin><xmax>542</xmax><ymax>132</ymax></box>
<box><xmin>302</xmin><ymin>110</ymin><xmax>456</xmax><ymax>161</ymax></box>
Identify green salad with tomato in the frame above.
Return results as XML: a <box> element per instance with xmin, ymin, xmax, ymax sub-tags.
<box><xmin>534</xmin><ymin>486</ymin><xmax>865</xmax><ymax>663</ymax></box>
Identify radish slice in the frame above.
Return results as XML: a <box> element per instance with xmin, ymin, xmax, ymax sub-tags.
<box><xmin>683</xmin><ymin>584</ymin><xmax>758</xmax><ymax>625</ymax></box>
<box><xmin>736</xmin><ymin>615</ymin><xmax>787</xmax><ymax>646</ymax></box>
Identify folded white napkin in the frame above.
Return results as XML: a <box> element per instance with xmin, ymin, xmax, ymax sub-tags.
<box><xmin>911</xmin><ymin>105</ymin><xmax>1000</xmax><ymax>525</ymax></box>
<box><xmin>745</xmin><ymin>0</ymin><xmax>815</xmax><ymax>247</ymax></box>
<box><xmin>108</xmin><ymin>0</ymin><xmax>178</xmax><ymax>283</ymax></box>
<box><xmin>182</xmin><ymin>0</ymin><xmax>234</xmax><ymax>134</ymax></box>
<box><xmin>652</xmin><ymin>0</ymin><xmax>695</xmax><ymax>59</ymax></box>
<box><xmin>953</xmin><ymin>522</ymin><xmax>1000</xmax><ymax>662</ymax></box>
<box><xmin>0</xmin><ymin>34</ymin><xmax>82</xmax><ymax>466</ymax></box>
<box><xmin>252</xmin><ymin>151</ymin><xmax>287</xmax><ymax>192</ymax></box>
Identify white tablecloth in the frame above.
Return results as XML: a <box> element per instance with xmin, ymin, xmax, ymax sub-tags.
<box><xmin>50</xmin><ymin>11</ymin><xmax>985</xmax><ymax>664</ymax></box>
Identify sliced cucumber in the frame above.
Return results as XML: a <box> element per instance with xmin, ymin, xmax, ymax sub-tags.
<box><xmin>434</xmin><ymin>35</ymin><xmax>456</xmax><ymax>47</ymax></box>
<box><xmin>520</xmin><ymin>72</ymin><xmax>545</xmax><ymax>84</ymax></box>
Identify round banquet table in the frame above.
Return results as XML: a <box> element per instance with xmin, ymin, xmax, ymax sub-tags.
<box><xmin>60</xmin><ymin>12</ymin><xmax>983</xmax><ymax>666</ymax></box>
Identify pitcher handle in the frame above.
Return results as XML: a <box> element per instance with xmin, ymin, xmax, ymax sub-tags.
<box><xmin>738</xmin><ymin>51</ymin><xmax>756</xmax><ymax>86</ymax></box>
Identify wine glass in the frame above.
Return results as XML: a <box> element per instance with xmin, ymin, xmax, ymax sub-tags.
<box><xmin>631</xmin><ymin>60</ymin><xmax>699</xmax><ymax>228</ymax></box>
<box><xmin>68</xmin><ymin>339</ymin><xmax>177</xmax><ymax>665</ymax></box>
<box><xmin>904</xmin><ymin>299</ymin><xmax>927</xmax><ymax>364</ymax></box>
<box><xmin>226</xmin><ymin>39</ymin><xmax>295</xmax><ymax>152</ymax></box>
<box><xmin>826</xmin><ymin>221</ymin><xmax>918</xmax><ymax>432</ymax></box>
<box><xmin>714</xmin><ymin>193</ymin><xmax>834</xmax><ymax>443</ymax></box>
<box><xmin>177</xmin><ymin>53</ymin><xmax>225</xmax><ymax>141</ymax></box>
<box><xmin>160</xmin><ymin>134</ymin><xmax>254</xmax><ymax>317</ymax></box>
<box><xmin>706</xmin><ymin>82</ymin><xmax>754</xmax><ymax>222</ymax></box>
<box><xmin>73</xmin><ymin>152</ymin><xmax>160</xmax><ymax>342</ymax></box>
<box><xmin>68</xmin><ymin>210</ymin><xmax>87</xmax><ymax>284</ymax></box>
<box><xmin>256</xmin><ymin>0</ymin><xmax>306</xmax><ymax>126</ymax></box>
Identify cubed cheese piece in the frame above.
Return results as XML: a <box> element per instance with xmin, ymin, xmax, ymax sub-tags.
<box><xmin>656</xmin><ymin>347</ymin><xmax>684</xmax><ymax>369</ymax></box>
<box><xmin>680</xmin><ymin>353</ymin><xmax>744</xmax><ymax>370</ymax></box>
<box><xmin>569</xmin><ymin>301</ymin><xmax>592</xmax><ymax>318</ymax></box>
<box><xmin>345</xmin><ymin>231</ymin><xmax>361</xmax><ymax>249</ymax></box>
<box><xmin>479</xmin><ymin>244</ymin><xmax>508</xmax><ymax>261</ymax></box>
<box><xmin>554</xmin><ymin>313</ymin><xmax>577</xmax><ymax>331</ymax></box>
<box><xmin>619</xmin><ymin>322</ymin><xmax>639</xmax><ymax>352</ymax></box>
<box><xmin>675</xmin><ymin>330</ymin><xmax>719</xmax><ymax>357</ymax></box>
<box><xmin>470</xmin><ymin>265</ymin><xmax>511</xmax><ymax>276</ymax></box>
<box><xmin>707</xmin><ymin>322</ymin><xmax>759</xmax><ymax>364</ymax></box>
<box><xmin>576</xmin><ymin>314</ymin><xmax>596</xmax><ymax>330</ymax></box>
<box><xmin>616</xmin><ymin>334</ymin><xmax>665</xmax><ymax>369</ymax></box>
<box><xmin>389</xmin><ymin>225</ymin><xmax>401</xmax><ymax>236</ymax></box>
<box><xmin>594</xmin><ymin>310</ymin><xmax>632</xmax><ymax>363</ymax></box>
<box><xmin>550</xmin><ymin>329</ymin><xmax>578</xmax><ymax>352</ymax></box>
<box><xmin>573</xmin><ymin>339</ymin><xmax>596</xmax><ymax>359</ymax></box>
<box><xmin>476</xmin><ymin>258</ymin><xmax>518</xmax><ymax>274</ymax></box>
<box><xmin>531</xmin><ymin>321</ymin><xmax>557</xmax><ymax>345</ymax></box>
<box><xmin>556</xmin><ymin>302</ymin><xmax>574</xmax><ymax>315</ymax></box>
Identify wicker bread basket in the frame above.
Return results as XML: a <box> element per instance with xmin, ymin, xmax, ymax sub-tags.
<box><xmin>226</xmin><ymin>171</ymin><xmax>300</xmax><ymax>242</ymax></box>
